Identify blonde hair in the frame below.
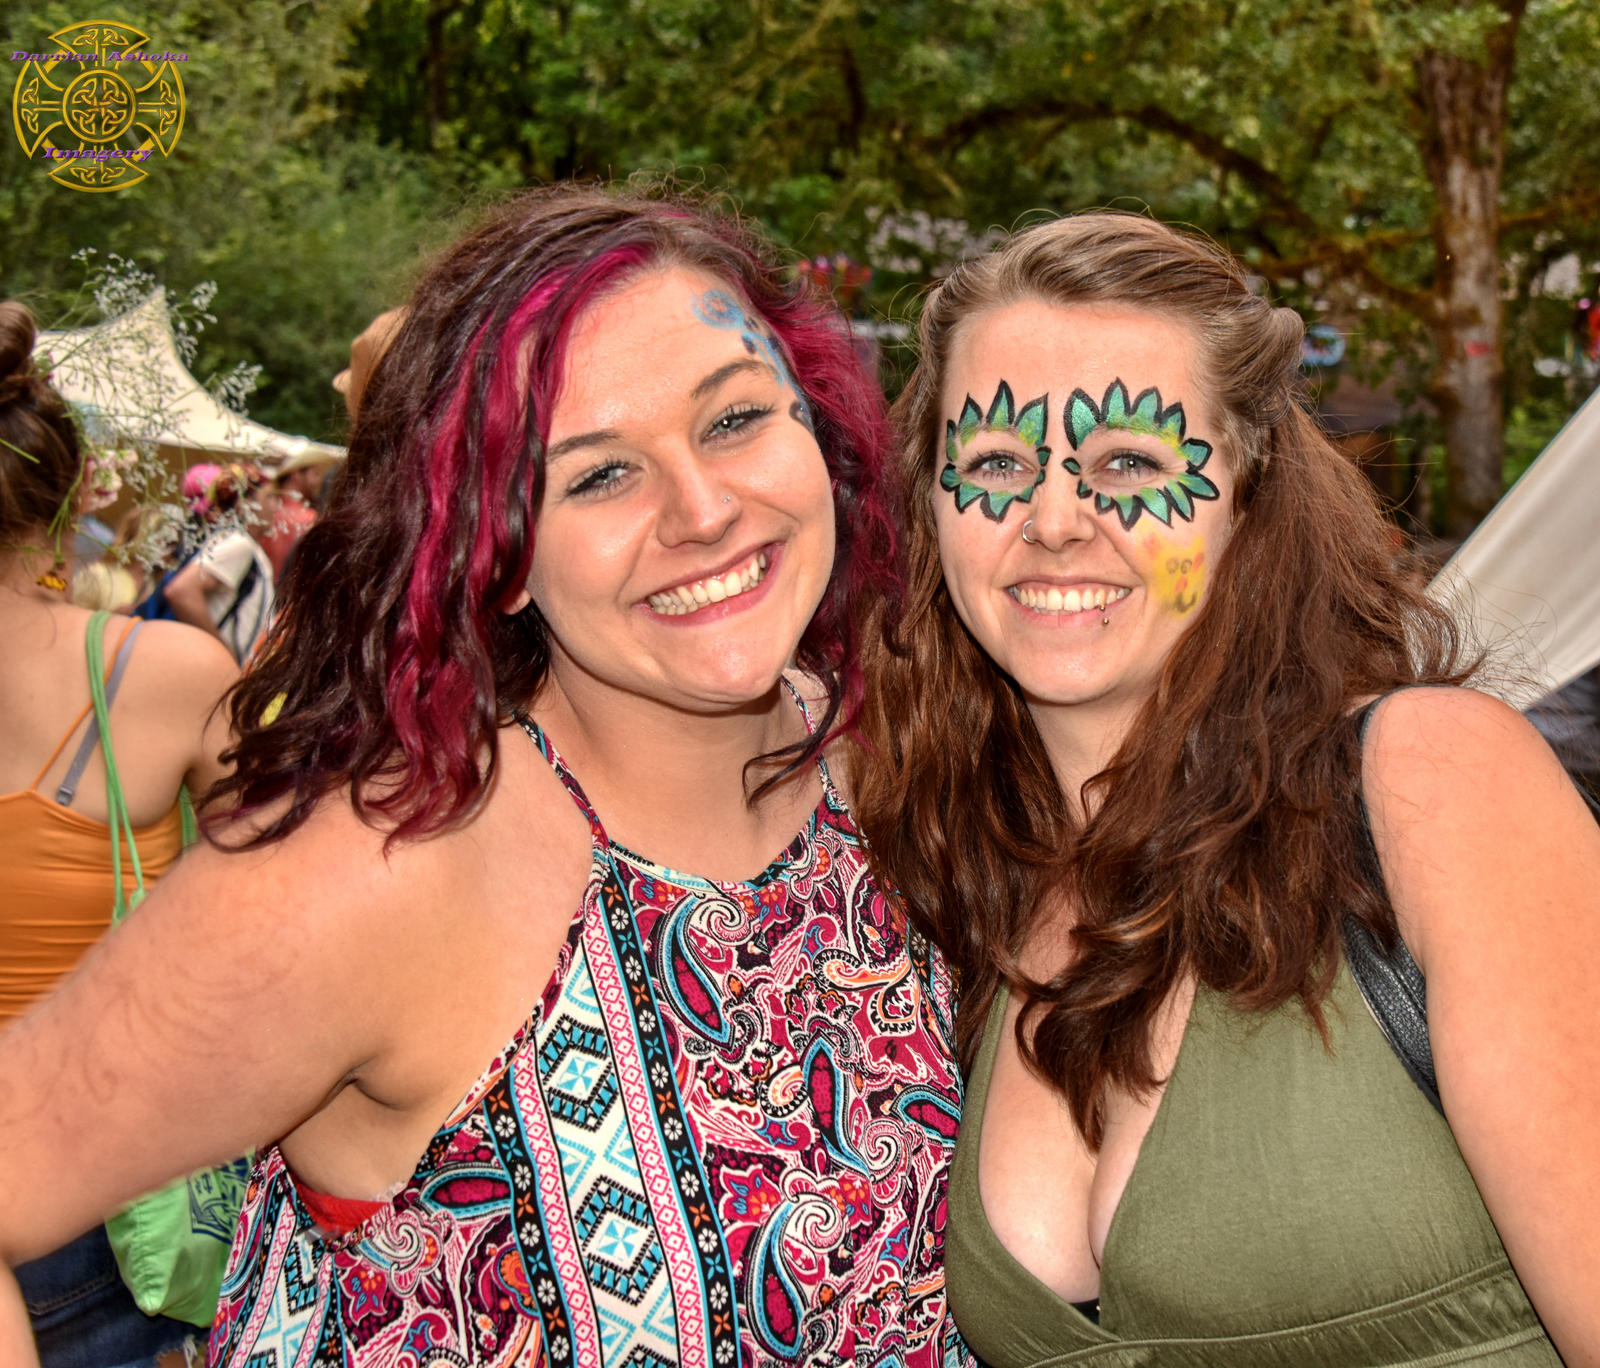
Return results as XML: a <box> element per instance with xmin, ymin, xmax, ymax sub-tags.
<box><xmin>71</xmin><ymin>561</ymin><xmax>139</xmax><ymax>612</ymax></box>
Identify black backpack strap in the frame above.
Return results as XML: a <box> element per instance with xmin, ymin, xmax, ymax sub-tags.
<box><xmin>215</xmin><ymin>551</ymin><xmax>261</xmax><ymax>631</ymax></box>
<box><xmin>1341</xmin><ymin>696</ymin><xmax>1443</xmax><ymax>1115</ymax></box>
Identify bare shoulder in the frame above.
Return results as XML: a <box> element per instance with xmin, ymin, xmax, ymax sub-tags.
<box><xmin>1360</xmin><ymin>683</ymin><xmax>1600</xmax><ymax>960</ymax></box>
<box><xmin>118</xmin><ymin>619</ymin><xmax>238</xmax><ymax>785</ymax></box>
<box><xmin>187</xmin><ymin>788</ymin><xmax>451</xmax><ymax>946</ymax></box>
<box><xmin>130</xmin><ymin>617</ymin><xmax>238</xmax><ymax>686</ymax></box>
<box><xmin>1362</xmin><ymin>684</ymin><xmax>1572</xmax><ymax>818</ymax></box>
<box><xmin>119</xmin><ymin>619</ymin><xmax>238</xmax><ymax>726</ymax></box>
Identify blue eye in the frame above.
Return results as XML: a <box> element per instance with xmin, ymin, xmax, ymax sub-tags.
<box><xmin>566</xmin><ymin>461</ymin><xmax>630</xmax><ymax>498</ymax></box>
<box><xmin>960</xmin><ymin>452</ymin><xmax>1033</xmax><ymax>481</ymax></box>
<box><xmin>1103</xmin><ymin>451</ymin><xmax>1163</xmax><ymax>479</ymax></box>
<box><xmin>705</xmin><ymin>403</ymin><xmax>773</xmax><ymax>440</ymax></box>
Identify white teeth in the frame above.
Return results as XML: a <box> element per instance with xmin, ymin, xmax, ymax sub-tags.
<box><xmin>1010</xmin><ymin>585</ymin><xmax>1130</xmax><ymax>616</ymax></box>
<box><xmin>648</xmin><ymin>552</ymin><xmax>769</xmax><ymax>616</ymax></box>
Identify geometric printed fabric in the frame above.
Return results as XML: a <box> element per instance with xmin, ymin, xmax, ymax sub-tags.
<box><xmin>208</xmin><ymin>693</ymin><xmax>972</xmax><ymax>1368</ymax></box>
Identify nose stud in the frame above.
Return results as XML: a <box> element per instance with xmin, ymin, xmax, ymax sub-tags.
<box><xmin>722</xmin><ymin>495</ymin><xmax>731</xmax><ymax>504</ymax></box>
<box><xmin>1021</xmin><ymin>519</ymin><xmax>1038</xmax><ymax>545</ymax></box>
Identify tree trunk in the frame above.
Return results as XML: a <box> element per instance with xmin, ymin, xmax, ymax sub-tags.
<box><xmin>424</xmin><ymin>0</ymin><xmax>456</xmax><ymax>141</ymax></box>
<box><xmin>1414</xmin><ymin>3</ymin><xmax>1524</xmax><ymax>536</ymax></box>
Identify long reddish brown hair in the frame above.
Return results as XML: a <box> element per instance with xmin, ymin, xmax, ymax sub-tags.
<box><xmin>852</xmin><ymin>213</ymin><xmax>1475</xmax><ymax>1146</ymax></box>
<box><xmin>206</xmin><ymin>186</ymin><xmax>899</xmax><ymax>850</ymax></box>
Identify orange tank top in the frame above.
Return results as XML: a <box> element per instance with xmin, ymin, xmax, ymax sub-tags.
<box><xmin>0</xmin><ymin>617</ymin><xmax>185</xmax><ymax>1031</ymax></box>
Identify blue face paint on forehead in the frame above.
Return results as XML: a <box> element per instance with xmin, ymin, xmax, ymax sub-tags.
<box><xmin>691</xmin><ymin>289</ymin><xmax>816</xmax><ymax>436</ymax></box>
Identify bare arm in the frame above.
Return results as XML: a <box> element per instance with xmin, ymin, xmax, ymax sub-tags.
<box><xmin>0</xmin><ymin>803</ymin><xmax>447</xmax><ymax>1354</ymax></box>
<box><xmin>1</xmin><ymin>1263</ymin><xmax>34</xmax><ymax>1368</ymax></box>
<box><xmin>1365</xmin><ymin>687</ymin><xmax>1600</xmax><ymax>1365</ymax></box>
<box><xmin>163</xmin><ymin>558</ymin><xmax>224</xmax><ymax>641</ymax></box>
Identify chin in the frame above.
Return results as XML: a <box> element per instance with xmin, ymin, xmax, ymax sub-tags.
<box><xmin>670</xmin><ymin>653</ymin><xmax>794</xmax><ymax>712</ymax></box>
<box><xmin>1011</xmin><ymin>661</ymin><xmax>1133</xmax><ymax>712</ymax></box>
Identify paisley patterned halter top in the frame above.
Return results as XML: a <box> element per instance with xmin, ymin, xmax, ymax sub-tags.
<box><xmin>208</xmin><ymin>704</ymin><xmax>970</xmax><ymax>1368</ymax></box>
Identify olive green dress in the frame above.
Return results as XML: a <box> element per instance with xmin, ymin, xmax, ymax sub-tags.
<box><xmin>947</xmin><ymin>970</ymin><xmax>1558</xmax><ymax>1366</ymax></box>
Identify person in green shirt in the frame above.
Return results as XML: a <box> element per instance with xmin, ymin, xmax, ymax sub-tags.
<box><xmin>853</xmin><ymin>212</ymin><xmax>1600</xmax><ymax>1366</ymax></box>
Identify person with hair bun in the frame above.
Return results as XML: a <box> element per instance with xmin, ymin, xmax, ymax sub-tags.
<box><xmin>0</xmin><ymin>301</ymin><xmax>237</xmax><ymax>1365</ymax></box>
<box><xmin>852</xmin><ymin>213</ymin><xmax>1600</xmax><ymax>1365</ymax></box>
<box><xmin>0</xmin><ymin>189</ymin><xmax>968</xmax><ymax>1368</ymax></box>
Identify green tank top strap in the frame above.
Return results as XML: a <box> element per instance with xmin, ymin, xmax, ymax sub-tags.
<box><xmin>86</xmin><ymin>609</ymin><xmax>147</xmax><ymax>919</ymax></box>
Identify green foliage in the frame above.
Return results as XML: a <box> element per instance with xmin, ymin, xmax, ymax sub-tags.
<box><xmin>2</xmin><ymin>0</ymin><xmax>452</xmax><ymax>441</ymax></box>
<box><xmin>2</xmin><ymin>0</ymin><xmax>1595</xmax><ymax>496</ymax></box>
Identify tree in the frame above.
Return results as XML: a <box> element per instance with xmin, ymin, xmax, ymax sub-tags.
<box><xmin>1</xmin><ymin>0</ymin><xmax>447</xmax><ymax>441</ymax></box>
<box><xmin>860</xmin><ymin>0</ymin><xmax>1600</xmax><ymax>535</ymax></box>
<box><xmin>8</xmin><ymin>0</ymin><xmax>1596</xmax><ymax>512</ymax></box>
<box><xmin>626</xmin><ymin>0</ymin><xmax>1598</xmax><ymax>533</ymax></box>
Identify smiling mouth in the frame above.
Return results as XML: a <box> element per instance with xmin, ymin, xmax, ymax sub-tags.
<box><xmin>1008</xmin><ymin>584</ymin><xmax>1131</xmax><ymax>615</ymax></box>
<box><xmin>646</xmin><ymin>549</ymin><xmax>771</xmax><ymax>616</ymax></box>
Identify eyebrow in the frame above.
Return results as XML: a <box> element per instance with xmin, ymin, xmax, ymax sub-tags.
<box><xmin>545</xmin><ymin>428</ymin><xmax>623</xmax><ymax>462</ymax></box>
<box><xmin>692</xmin><ymin>357</ymin><xmax>770</xmax><ymax>399</ymax></box>
<box><xmin>545</xmin><ymin>359</ymin><xmax>773</xmax><ymax>461</ymax></box>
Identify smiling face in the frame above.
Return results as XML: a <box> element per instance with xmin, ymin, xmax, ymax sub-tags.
<box><xmin>933</xmin><ymin>299</ymin><xmax>1235</xmax><ymax>724</ymax></box>
<box><xmin>526</xmin><ymin>266</ymin><xmax>835</xmax><ymax>716</ymax></box>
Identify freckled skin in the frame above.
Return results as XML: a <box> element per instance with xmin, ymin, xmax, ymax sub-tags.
<box><xmin>1139</xmin><ymin>532</ymin><xmax>1207</xmax><ymax>615</ymax></box>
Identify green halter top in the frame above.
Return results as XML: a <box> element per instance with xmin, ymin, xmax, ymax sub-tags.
<box><xmin>947</xmin><ymin>967</ymin><xmax>1558</xmax><ymax>1366</ymax></box>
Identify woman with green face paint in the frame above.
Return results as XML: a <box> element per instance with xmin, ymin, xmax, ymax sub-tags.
<box><xmin>852</xmin><ymin>212</ymin><xmax>1600</xmax><ymax>1366</ymax></box>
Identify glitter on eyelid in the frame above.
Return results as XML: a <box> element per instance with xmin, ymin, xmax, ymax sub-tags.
<box><xmin>1063</xmin><ymin>379</ymin><xmax>1219</xmax><ymax>531</ymax></box>
<box><xmin>939</xmin><ymin>380</ymin><xmax>1051</xmax><ymax>522</ymax></box>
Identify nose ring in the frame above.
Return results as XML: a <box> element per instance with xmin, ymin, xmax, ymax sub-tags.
<box><xmin>1021</xmin><ymin>519</ymin><xmax>1038</xmax><ymax>545</ymax></box>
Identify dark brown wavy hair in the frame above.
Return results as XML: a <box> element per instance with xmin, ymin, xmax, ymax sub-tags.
<box><xmin>208</xmin><ymin>184</ymin><xmax>899</xmax><ymax>849</ymax></box>
<box><xmin>851</xmin><ymin>213</ymin><xmax>1475</xmax><ymax>1147</ymax></box>
<box><xmin>0</xmin><ymin>302</ymin><xmax>82</xmax><ymax>548</ymax></box>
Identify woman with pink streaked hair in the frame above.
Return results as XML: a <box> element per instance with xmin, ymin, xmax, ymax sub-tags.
<box><xmin>0</xmin><ymin>187</ymin><xmax>970</xmax><ymax>1368</ymax></box>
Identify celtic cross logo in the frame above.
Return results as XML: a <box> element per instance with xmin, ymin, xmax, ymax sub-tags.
<box><xmin>11</xmin><ymin>20</ymin><xmax>186</xmax><ymax>193</ymax></box>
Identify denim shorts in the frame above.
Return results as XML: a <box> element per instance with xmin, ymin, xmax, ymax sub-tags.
<box><xmin>17</xmin><ymin>1225</ymin><xmax>195</xmax><ymax>1368</ymax></box>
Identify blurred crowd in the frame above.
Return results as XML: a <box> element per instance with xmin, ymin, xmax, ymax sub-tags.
<box><xmin>57</xmin><ymin>309</ymin><xmax>419</xmax><ymax>663</ymax></box>
<box><xmin>67</xmin><ymin>441</ymin><xmax>337</xmax><ymax>665</ymax></box>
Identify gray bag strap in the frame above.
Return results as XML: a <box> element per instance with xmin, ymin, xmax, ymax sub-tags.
<box><xmin>55</xmin><ymin>618</ymin><xmax>145</xmax><ymax>807</ymax></box>
<box><xmin>1340</xmin><ymin>696</ymin><xmax>1443</xmax><ymax>1115</ymax></box>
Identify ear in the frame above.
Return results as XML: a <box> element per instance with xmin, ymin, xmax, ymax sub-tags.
<box><xmin>504</xmin><ymin>586</ymin><xmax>533</xmax><ymax>614</ymax></box>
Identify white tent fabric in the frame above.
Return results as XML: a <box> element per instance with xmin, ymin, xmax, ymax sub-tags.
<box><xmin>35</xmin><ymin>289</ymin><xmax>345</xmax><ymax>470</ymax></box>
<box><xmin>1429</xmin><ymin>387</ymin><xmax>1600</xmax><ymax>708</ymax></box>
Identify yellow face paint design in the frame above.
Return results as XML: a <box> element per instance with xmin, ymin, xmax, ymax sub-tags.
<box><xmin>1140</xmin><ymin>532</ymin><xmax>1207</xmax><ymax>615</ymax></box>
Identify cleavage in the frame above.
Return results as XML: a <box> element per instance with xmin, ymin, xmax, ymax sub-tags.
<box><xmin>976</xmin><ymin>980</ymin><xmax>1194</xmax><ymax>1304</ymax></box>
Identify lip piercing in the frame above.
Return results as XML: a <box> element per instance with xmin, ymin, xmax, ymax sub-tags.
<box><xmin>1021</xmin><ymin>519</ymin><xmax>1038</xmax><ymax>545</ymax></box>
<box><xmin>1101</xmin><ymin>617</ymin><xmax>1110</xmax><ymax>628</ymax></box>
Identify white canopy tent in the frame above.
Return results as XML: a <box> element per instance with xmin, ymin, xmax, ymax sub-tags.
<box><xmin>1430</xmin><ymin>387</ymin><xmax>1600</xmax><ymax>708</ymax></box>
<box><xmin>35</xmin><ymin>288</ymin><xmax>345</xmax><ymax>471</ymax></box>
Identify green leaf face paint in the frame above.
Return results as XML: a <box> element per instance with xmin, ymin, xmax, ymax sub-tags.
<box><xmin>691</xmin><ymin>288</ymin><xmax>816</xmax><ymax>436</ymax></box>
<box><xmin>1063</xmin><ymin>379</ymin><xmax>1219</xmax><ymax>531</ymax></box>
<box><xmin>939</xmin><ymin>380</ymin><xmax>1050</xmax><ymax>522</ymax></box>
